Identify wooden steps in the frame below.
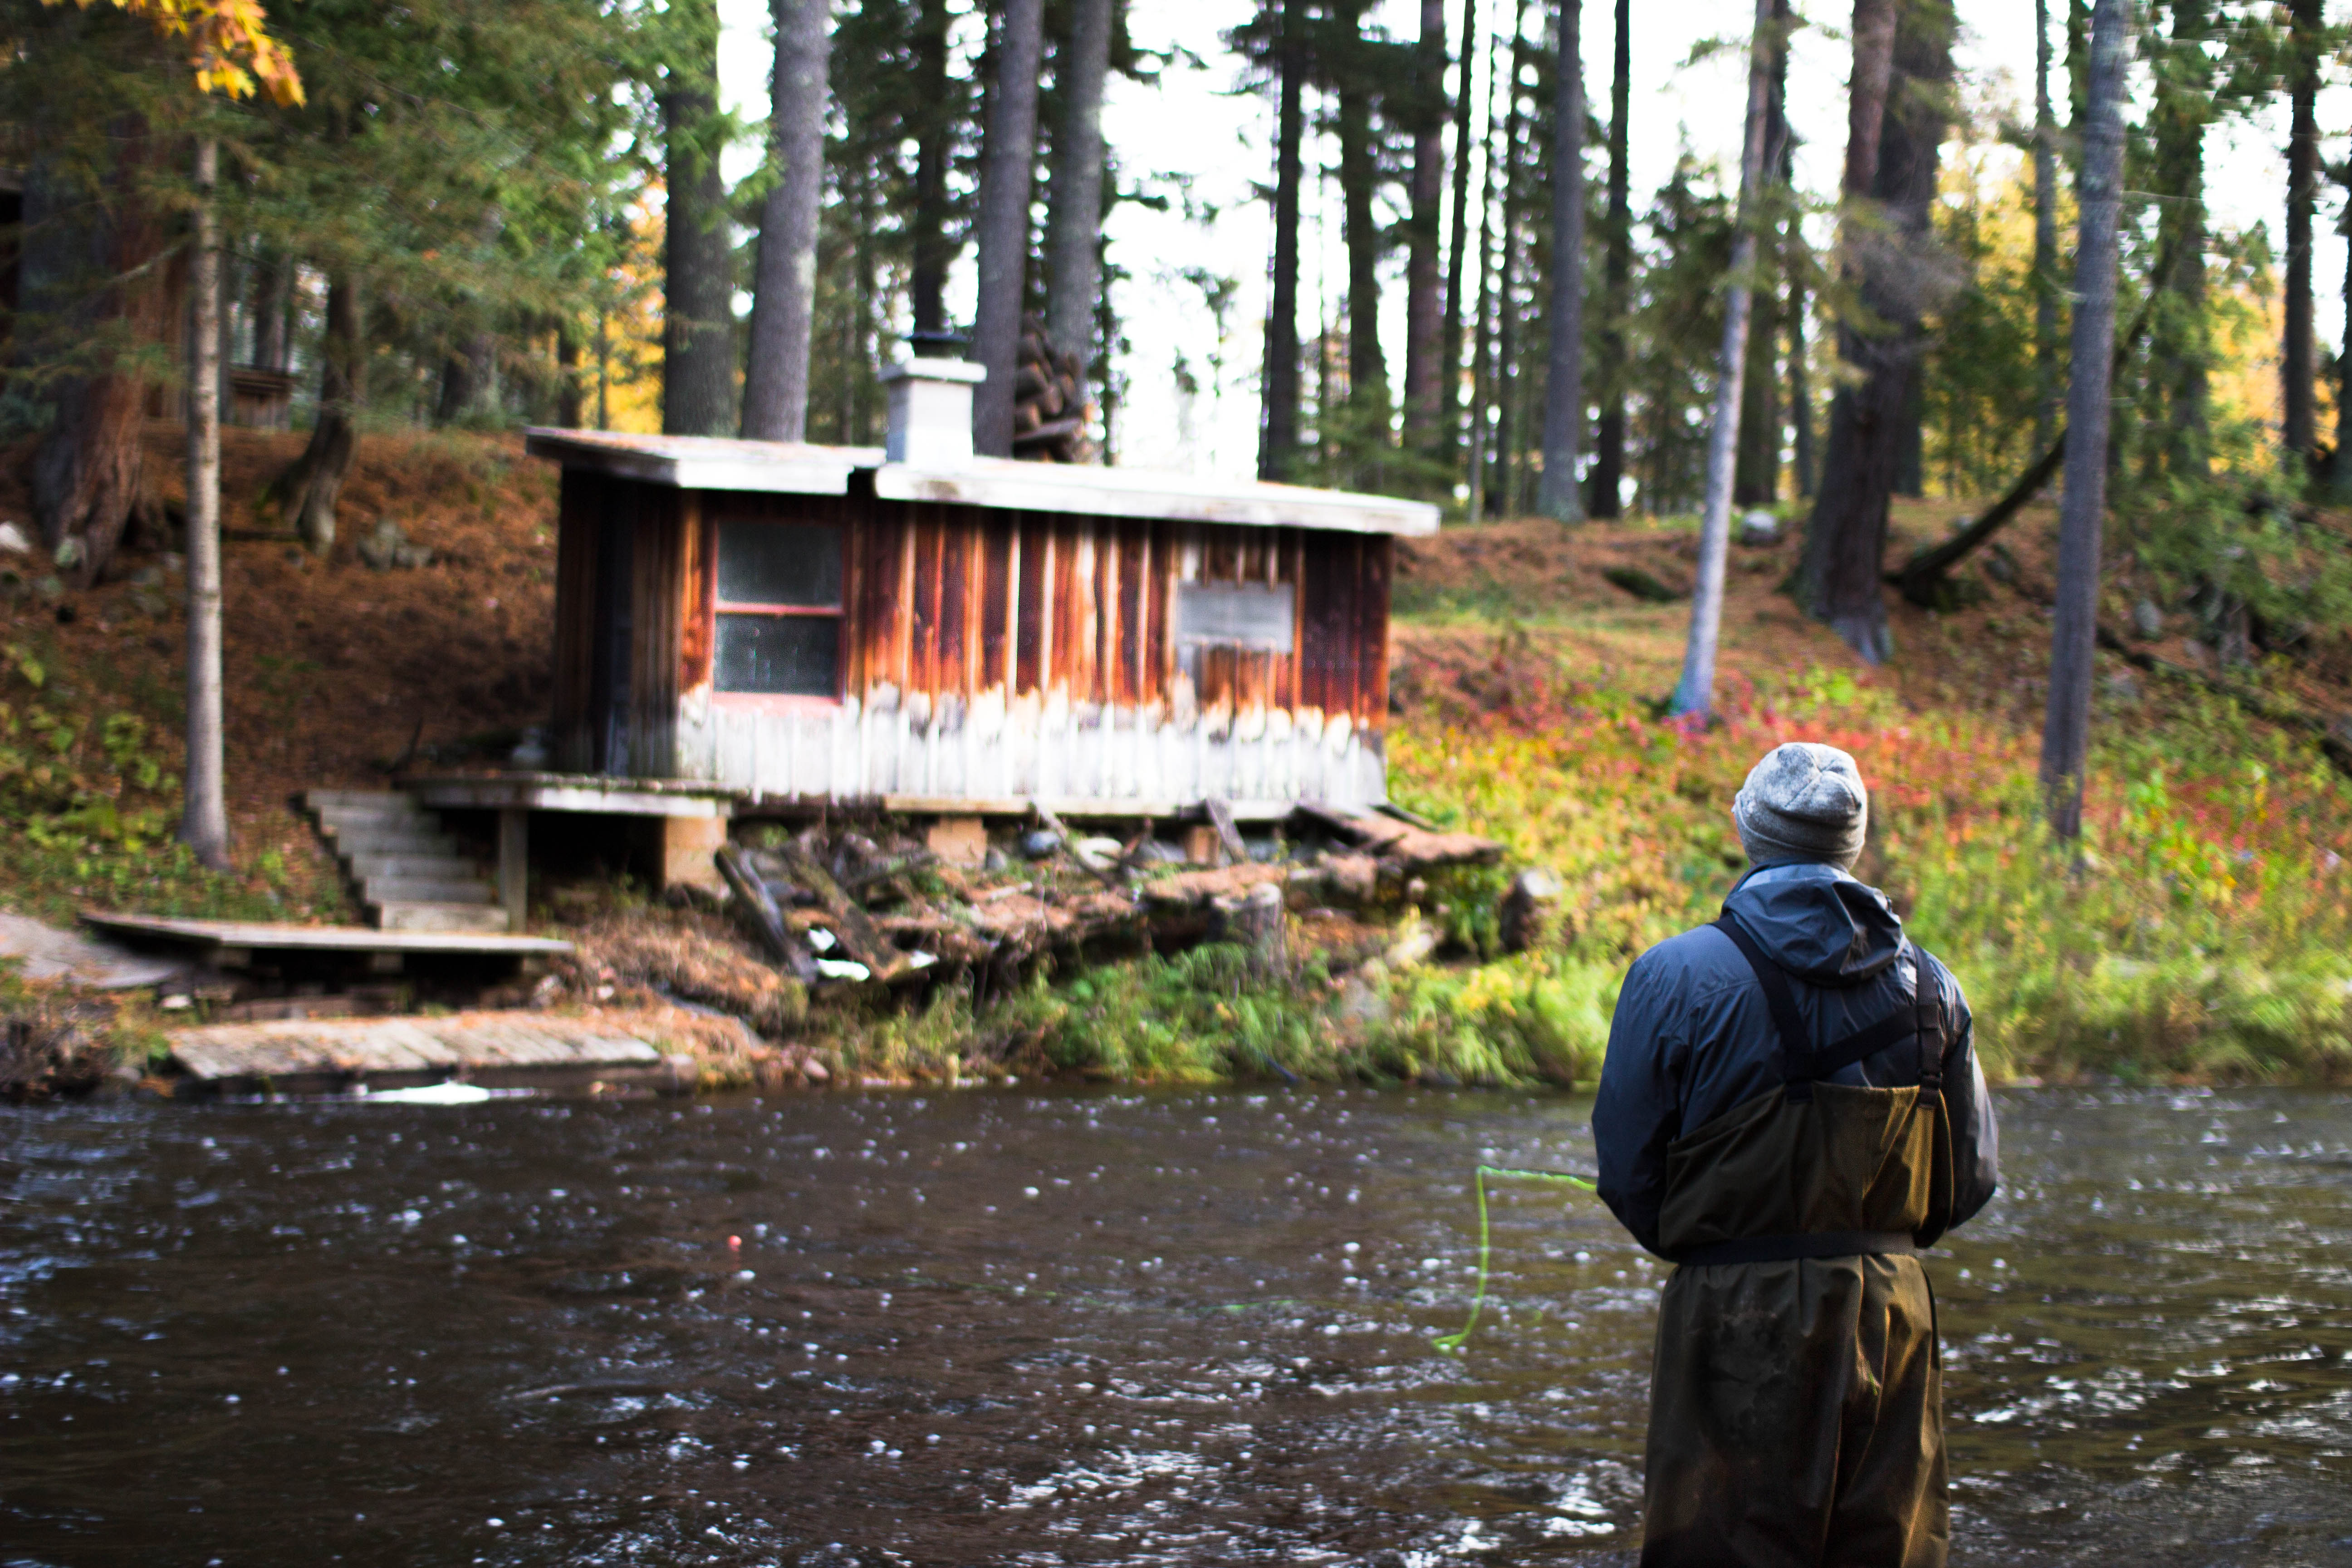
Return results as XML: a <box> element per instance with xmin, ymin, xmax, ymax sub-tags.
<box><xmin>304</xmin><ymin>789</ymin><xmax>511</xmax><ymax>933</ymax></box>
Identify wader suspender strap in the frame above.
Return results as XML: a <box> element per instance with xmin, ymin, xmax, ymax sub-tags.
<box><xmin>1710</xmin><ymin>915</ymin><xmax>1818</xmax><ymax>1103</ymax></box>
<box><xmin>1681</xmin><ymin>916</ymin><xmax>1949</xmax><ymax>1269</ymax></box>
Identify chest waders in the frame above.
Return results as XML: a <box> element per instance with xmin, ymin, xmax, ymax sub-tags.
<box><xmin>1637</xmin><ymin>914</ymin><xmax>1958</xmax><ymax>1568</ymax></box>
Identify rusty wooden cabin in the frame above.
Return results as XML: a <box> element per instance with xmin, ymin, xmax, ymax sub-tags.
<box><xmin>526</xmin><ymin>369</ymin><xmax>1437</xmax><ymax>822</ymax></box>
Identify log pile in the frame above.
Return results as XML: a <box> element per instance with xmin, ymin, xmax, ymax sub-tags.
<box><xmin>1011</xmin><ymin>312</ymin><xmax>1093</xmax><ymax>464</ymax></box>
<box><xmin>711</xmin><ymin>802</ymin><xmax>1506</xmax><ymax>999</ymax></box>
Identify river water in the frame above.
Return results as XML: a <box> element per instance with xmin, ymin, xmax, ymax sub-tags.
<box><xmin>4</xmin><ymin>1085</ymin><xmax>2350</xmax><ymax>1566</ymax></box>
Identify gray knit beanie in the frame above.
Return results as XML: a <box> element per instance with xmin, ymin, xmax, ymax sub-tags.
<box><xmin>1733</xmin><ymin>741</ymin><xmax>1869</xmax><ymax>870</ymax></box>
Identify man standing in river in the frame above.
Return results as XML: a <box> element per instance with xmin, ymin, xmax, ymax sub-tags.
<box><xmin>1593</xmin><ymin>741</ymin><xmax>2000</xmax><ymax>1567</ymax></box>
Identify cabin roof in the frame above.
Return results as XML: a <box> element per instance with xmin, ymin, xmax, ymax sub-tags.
<box><xmin>525</xmin><ymin>428</ymin><xmax>883</xmax><ymax>494</ymax></box>
<box><xmin>524</xmin><ymin>428</ymin><xmax>1440</xmax><ymax>538</ymax></box>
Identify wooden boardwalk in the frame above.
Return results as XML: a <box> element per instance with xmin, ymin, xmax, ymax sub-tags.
<box><xmin>167</xmin><ymin>1010</ymin><xmax>666</xmax><ymax>1092</ymax></box>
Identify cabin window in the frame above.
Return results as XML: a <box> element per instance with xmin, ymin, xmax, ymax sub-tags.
<box><xmin>1176</xmin><ymin>580</ymin><xmax>1295</xmax><ymax>653</ymax></box>
<box><xmin>713</xmin><ymin>519</ymin><xmax>844</xmax><ymax>697</ymax></box>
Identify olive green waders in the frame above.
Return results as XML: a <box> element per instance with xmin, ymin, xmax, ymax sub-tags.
<box><xmin>1637</xmin><ymin>915</ymin><xmax>1957</xmax><ymax>1568</ymax></box>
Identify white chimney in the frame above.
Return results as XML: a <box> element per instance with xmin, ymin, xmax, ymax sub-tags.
<box><xmin>882</xmin><ymin>358</ymin><xmax>986</xmax><ymax>468</ymax></box>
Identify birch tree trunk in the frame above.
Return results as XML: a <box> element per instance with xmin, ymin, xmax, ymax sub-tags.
<box><xmin>1401</xmin><ymin>0</ymin><xmax>1447</xmax><ymax>451</ymax></box>
<box><xmin>1044</xmin><ymin>0</ymin><xmax>1112</xmax><ymax>410</ymax></box>
<box><xmin>743</xmin><ymin>0</ymin><xmax>832</xmax><ymax>441</ymax></box>
<box><xmin>971</xmin><ymin>0</ymin><xmax>1046</xmax><ymax>456</ymax></box>
<box><xmin>1588</xmin><ymin>0</ymin><xmax>1631</xmax><ymax>517</ymax></box>
<box><xmin>1668</xmin><ymin>0</ymin><xmax>1775</xmax><ymax>719</ymax></box>
<box><xmin>2041</xmin><ymin>0</ymin><xmax>2132</xmax><ymax>840</ymax></box>
<box><xmin>1535</xmin><ymin>0</ymin><xmax>1585</xmax><ymax>522</ymax></box>
<box><xmin>1258</xmin><ymin>0</ymin><xmax>1308</xmax><ymax>479</ymax></box>
<box><xmin>1437</xmin><ymin>0</ymin><xmax>1478</xmax><ymax>469</ymax></box>
<box><xmin>181</xmin><ymin>137</ymin><xmax>228</xmax><ymax>870</ymax></box>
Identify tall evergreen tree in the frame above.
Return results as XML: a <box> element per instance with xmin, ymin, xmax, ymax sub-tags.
<box><xmin>1798</xmin><ymin>0</ymin><xmax>1953</xmax><ymax>664</ymax></box>
<box><xmin>1045</xmin><ymin>0</ymin><xmax>1114</xmax><ymax>409</ymax></box>
<box><xmin>743</xmin><ymin>0</ymin><xmax>833</xmax><ymax>441</ymax></box>
<box><xmin>2034</xmin><ymin>0</ymin><xmax>2061</xmax><ymax>454</ymax></box>
<box><xmin>1401</xmin><ymin>0</ymin><xmax>1447</xmax><ymax>451</ymax></box>
<box><xmin>908</xmin><ymin>0</ymin><xmax>959</xmax><ymax>336</ymax></box>
<box><xmin>1257</xmin><ymin>0</ymin><xmax>1309</xmax><ymax>479</ymax></box>
<box><xmin>1536</xmin><ymin>0</ymin><xmax>1585</xmax><ymax>521</ymax></box>
<box><xmin>660</xmin><ymin>0</ymin><xmax>736</xmax><ymax>437</ymax></box>
<box><xmin>1587</xmin><ymin>0</ymin><xmax>1631</xmax><ymax>516</ymax></box>
<box><xmin>2283</xmin><ymin>0</ymin><xmax>2321</xmax><ymax>466</ymax></box>
<box><xmin>2147</xmin><ymin>0</ymin><xmax>2211</xmax><ymax>476</ymax></box>
<box><xmin>972</xmin><ymin>0</ymin><xmax>1046</xmax><ymax>455</ymax></box>
<box><xmin>2044</xmin><ymin>0</ymin><xmax>2132</xmax><ymax>839</ymax></box>
<box><xmin>1731</xmin><ymin>0</ymin><xmax>1791</xmax><ymax>507</ymax></box>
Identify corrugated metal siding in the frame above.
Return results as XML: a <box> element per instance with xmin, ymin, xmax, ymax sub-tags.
<box><xmin>655</xmin><ymin>491</ymin><xmax>1392</xmax><ymax>807</ymax></box>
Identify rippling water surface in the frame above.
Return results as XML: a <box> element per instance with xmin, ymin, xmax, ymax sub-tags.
<box><xmin>4</xmin><ymin>1085</ymin><xmax>2351</xmax><ymax>1565</ymax></box>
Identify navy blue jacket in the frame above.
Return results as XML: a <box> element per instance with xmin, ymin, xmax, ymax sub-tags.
<box><xmin>1592</xmin><ymin>862</ymin><xmax>2000</xmax><ymax>1258</ymax></box>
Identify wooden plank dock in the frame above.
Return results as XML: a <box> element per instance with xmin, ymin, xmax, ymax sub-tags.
<box><xmin>81</xmin><ymin>911</ymin><xmax>573</xmax><ymax>957</ymax></box>
<box><xmin>166</xmin><ymin>1010</ymin><xmax>670</xmax><ymax>1094</ymax></box>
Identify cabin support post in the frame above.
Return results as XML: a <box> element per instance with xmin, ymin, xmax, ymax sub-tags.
<box><xmin>661</xmin><ymin>814</ymin><xmax>731</xmax><ymax>897</ymax></box>
<box><xmin>497</xmin><ymin>808</ymin><xmax>529</xmax><ymax>930</ymax></box>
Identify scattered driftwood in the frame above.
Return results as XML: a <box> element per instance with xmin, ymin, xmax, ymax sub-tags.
<box><xmin>774</xmin><ymin>837</ymin><xmax>909</xmax><ymax>982</ymax></box>
<box><xmin>710</xmin><ymin>803</ymin><xmax>1507</xmax><ymax>1001</ymax></box>
<box><xmin>1888</xmin><ymin>236</ymin><xmax>2180</xmax><ymax>609</ymax></box>
<box><xmin>716</xmin><ymin>844</ymin><xmax>818</xmax><ymax>982</ymax></box>
<box><xmin>1203</xmin><ymin>796</ymin><xmax>1247</xmax><ymax>865</ymax></box>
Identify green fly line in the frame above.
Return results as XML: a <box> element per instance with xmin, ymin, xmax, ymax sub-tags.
<box><xmin>1432</xmin><ymin>1164</ymin><xmax>1600</xmax><ymax>1354</ymax></box>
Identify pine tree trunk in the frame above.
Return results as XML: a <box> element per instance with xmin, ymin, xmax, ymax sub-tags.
<box><xmin>1796</xmin><ymin>0</ymin><xmax>1937</xmax><ymax>666</ymax></box>
<box><xmin>2283</xmin><ymin>0</ymin><xmax>2320</xmax><ymax>465</ymax></box>
<box><xmin>1536</xmin><ymin>0</ymin><xmax>1584</xmax><ymax>522</ymax></box>
<box><xmin>273</xmin><ymin>274</ymin><xmax>361</xmax><ymax>554</ymax></box>
<box><xmin>1337</xmin><ymin>34</ymin><xmax>1389</xmax><ymax>469</ymax></box>
<box><xmin>556</xmin><ymin>321</ymin><xmax>586</xmax><ymax>428</ymax></box>
<box><xmin>1788</xmin><ymin>241</ymin><xmax>1815</xmax><ymax>497</ymax></box>
<box><xmin>743</xmin><ymin>0</ymin><xmax>831</xmax><ymax>441</ymax></box>
<box><xmin>972</xmin><ymin>0</ymin><xmax>1045</xmax><ymax>456</ymax></box>
<box><xmin>2043</xmin><ymin>0</ymin><xmax>2131</xmax><ymax>840</ymax></box>
<box><xmin>1437</xmin><ymin>0</ymin><xmax>1478</xmax><ymax>471</ymax></box>
<box><xmin>1401</xmin><ymin>0</ymin><xmax>1447</xmax><ymax>452</ymax></box>
<box><xmin>1044</xmin><ymin>0</ymin><xmax>1112</xmax><ymax>415</ymax></box>
<box><xmin>2152</xmin><ymin>0</ymin><xmax>2209</xmax><ymax>476</ymax></box>
<box><xmin>661</xmin><ymin>0</ymin><xmax>735</xmax><ymax>437</ymax></box>
<box><xmin>250</xmin><ymin>250</ymin><xmax>290</xmax><ymax>373</ymax></box>
<box><xmin>909</xmin><ymin>0</ymin><xmax>953</xmax><ymax>336</ymax></box>
<box><xmin>1731</xmin><ymin>1</ymin><xmax>1789</xmax><ymax>508</ymax></box>
<box><xmin>24</xmin><ymin>137</ymin><xmax>164</xmax><ymax>589</ymax></box>
<box><xmin>1259</xmin><ymin>0</ymin><xmax>1308</xmax><ymax>480</ymax></box>
<box><xmin>2033</xmin><ymin>0</ymin><xmax>2061</xmax><ymax>454</ymax></box>
<box><xmin>1588</xmin><ymin>0</ymin><xmax>1631</xmax><ymax>517</ymax></box>
<box><xmin>2339</xmin><ymin>163</ymin><xmax>2352</xmax><ymax>489</ymax></box>
<box><xmin>1670</xmin><ymin>0</ymin><xmax>1776</xmax><ymax>719</ymax></box>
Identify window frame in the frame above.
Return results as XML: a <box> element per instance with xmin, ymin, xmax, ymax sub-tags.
<box><xmin>709</xmin><ymin>515</ymin><xmax>848</xmax><ymax>710</ymax></box>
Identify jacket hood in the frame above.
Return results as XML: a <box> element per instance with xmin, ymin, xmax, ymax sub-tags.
<box><xmin>1722</xmin><ymin>862</ymin><xmax>1904</xmax><ymax>986</ymax></box>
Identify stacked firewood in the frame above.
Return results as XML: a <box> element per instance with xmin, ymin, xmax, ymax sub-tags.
<box><xmin>1011</xmin><ymin>312</ymin><xmax>1094</xmax><ymax>463</ymax></box>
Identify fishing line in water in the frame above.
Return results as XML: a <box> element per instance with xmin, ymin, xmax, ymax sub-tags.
<box><xmin>1432</xmin><ymin>1164</ymin><xmax>1599</xmax><ymax>1354</ymax></box>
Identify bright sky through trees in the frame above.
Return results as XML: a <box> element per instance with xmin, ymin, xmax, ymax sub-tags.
<box><xmin>708</xmin><ymin>0</ymin><xmax>2352</xmax><ymax>481</ymax></box>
